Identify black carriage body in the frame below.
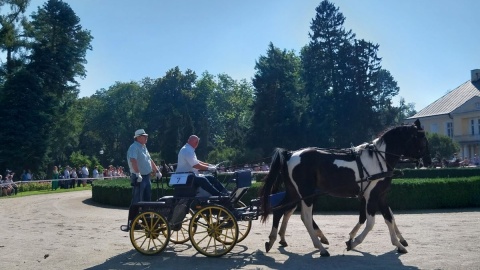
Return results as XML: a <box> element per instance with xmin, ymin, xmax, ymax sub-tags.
<box><xmin>127</xmin><ymin>169</ymin><xmax>260</xmax><ymax>257</ymax></box>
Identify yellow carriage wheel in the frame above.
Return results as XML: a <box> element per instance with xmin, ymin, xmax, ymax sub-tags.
<box><xmin>129</xmin><ymin>211</ymin><xmax>170</xmax><ymax>255</ymax></box>
<box><xmin>188</xmin><ymin>205</ymin><xmax>238</xmax><ymax>257</ymax></box>
<box><xmin>170</xmin><ymin>209</ymin><xmax>195</xmax><ymax>244</ymax></box>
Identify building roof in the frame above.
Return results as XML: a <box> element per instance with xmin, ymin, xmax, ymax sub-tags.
<box><xmin>408</xmin><ymin>80</ymin><xmax>480</xmax><ymax>119</ymax></box>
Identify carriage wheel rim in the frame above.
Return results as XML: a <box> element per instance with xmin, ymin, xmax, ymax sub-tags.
<box><xmin>129</xmin><ymin>211</ymin><xmax>170</xmax><ymax>255</ymax></box>
<box><xmin>188</xmin><ymin>205</ymin><xmax>238</xmax><ymax>257</ymax></box>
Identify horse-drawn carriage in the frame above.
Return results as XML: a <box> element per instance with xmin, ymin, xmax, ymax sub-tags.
<box><xmin>122</xmin><ymin>120</ymin><xmax>431</xmax><ymax>258</ymax></box>
<box><xmin>122</xmin><ymin>169</ymin><xmax>260</xmax><ymax>257</ymax></box>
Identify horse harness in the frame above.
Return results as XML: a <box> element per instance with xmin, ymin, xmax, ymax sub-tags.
<box><xmin>352</xmin><ymin>143</ymin><xmax>394</xmax><ymax>199</ymax></box>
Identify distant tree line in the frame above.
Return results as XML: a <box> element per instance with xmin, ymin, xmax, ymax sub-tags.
<box><xmin>0</xmin><ymin>0</ymin><xmax>422</xmax><ymax>179</ymax></box>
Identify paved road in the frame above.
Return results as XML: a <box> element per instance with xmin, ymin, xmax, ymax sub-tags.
<box><xmin>0</xmin><ymin>191</ymin><xmax>479</xmax><ymax>269</ymax></box>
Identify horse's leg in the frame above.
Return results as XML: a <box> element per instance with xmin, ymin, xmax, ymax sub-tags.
<box><xmin>391</xmin><ymin>208</ymin><xmax>408</xmax><ymax>246</ymax></box>
<box><xmin>346</xmin><ymin>197</ymin><xmax>366</xmax><ymax>250</ymax></box>
<box><xmin>381</xmin><ymin>205</ymin><xmax>408</xmax><ymax>253</ymax></box>
<box><xmin>277</xmin><ymin>205</ymin><xmax>297</xmax><ymax>247</ymax></box>
<box><xmin>313</xmin><ymin>219</ymin><xmax>329</xmax><ymax>245</ymax></box>
<box><xmin>346</xmin><ymin>198</ymin><xmax>376</xmax><ymax>251</ymax></box>
<box><xmin>276</xmin><ymin>204</ymin><xmax>328</xmax><ymax>246</ymax></box>
<box><xmin>300</xmin><ymin>201</ymin><xmax>329</xmax><ymax>257</ymax></box>
<box><xmin>265</xmin><ymin>208</ymin><xmax>283</xmax><ymax>252</ymax></box>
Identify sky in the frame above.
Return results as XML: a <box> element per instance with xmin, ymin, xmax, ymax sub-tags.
<box><xmin>25</xmin><ymin>0</ymin><xmax>480</xmax><ymax>111</ymax></box>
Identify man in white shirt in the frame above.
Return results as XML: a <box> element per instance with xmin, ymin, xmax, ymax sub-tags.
<box><xmin>176</xmin><ymin>135</ymin><xmax>228</xmax><ymax>196</ymax></box>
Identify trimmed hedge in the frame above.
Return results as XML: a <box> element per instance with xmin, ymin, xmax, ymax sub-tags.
<box><xmin>398</xmin><ymin>167</ymin><xmax>480</xmax><ymax>179</ymax></box>
<box><xmin>92</xmin><ymin>176</ymin><xmax>480</xmax><ymax>211</ymax></box>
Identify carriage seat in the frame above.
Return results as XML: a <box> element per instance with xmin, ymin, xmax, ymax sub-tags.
<box><xmin>228</xmin><ymin>170</ymin><xmax>252</xmax><ymax>204</ymax></box>
<box><xmin>169</xmin><ymin>173</ymin><xmax>197</xmax><ymax>197</ymax></box>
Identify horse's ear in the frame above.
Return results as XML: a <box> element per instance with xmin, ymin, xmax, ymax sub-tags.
<box><xmin>414</xmin><ymin>119</ymin><xmax>421</xmax><ymax>129</ymax></box>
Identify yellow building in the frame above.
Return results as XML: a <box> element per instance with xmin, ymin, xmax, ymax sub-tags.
<box><xmin>407</xmin><ymin>69</ymin><xmax>480</xmax><ymax>159</ymax></box>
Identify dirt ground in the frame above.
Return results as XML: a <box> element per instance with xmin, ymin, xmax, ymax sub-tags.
<box><xmin>0</xmin><ymin>190</ymin><xmax>479</xmax><ymax>270</ymax></box>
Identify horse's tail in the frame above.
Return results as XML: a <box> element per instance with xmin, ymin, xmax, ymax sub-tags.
<box><xmin>259</xmin><ymin>147</ymin><xmax>288</xmax><ymax>223</ymax></box>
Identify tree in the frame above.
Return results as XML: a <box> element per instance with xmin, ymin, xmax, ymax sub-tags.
<box><xmin>426</xmin><ymin>133</ymin><xmax>460</xmax><ymax>161</ymax></box>
<box><xmin>250</xmin><ymin>42</ymin><xmax>305</xmax><ymax>155</ymax></box>
<box><xmin>301</xmin><ymin>0</ymin><xmax>401</xmax><ymax>147</ymax></box>
<box><xmin>80</xmin><ymin>82</ymin><xmax>148</xmax><ymax>168</ymax></box>
<box><xmin>24</xmin><ymin>0</ymin><xmax>92</xmax><ymax>173</ymax></box>
<box><xmin>206</xmin><ymin>73</ymin><xmax>254</xmax><ymax>164</ymax></box>
<box><xmin>0</xmin><ymin>0</ymin><xmax>30</xmax><ymax>77</ymax></box>
<box><xmin>301</xmin><ymin>0</ymin><xmax>355</xmax><ymax>147</ymax></box>
<box><xmin>0</xmin><ymin>68</ymin><xmax>50</xmax><ymax>174</ymax></box>
<box><xmin>144</xmin><ymin>67</ymin><xmax>199</xmax><ymax>163</ymax></box>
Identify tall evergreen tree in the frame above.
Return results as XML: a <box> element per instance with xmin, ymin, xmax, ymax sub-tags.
<box><xmin>251</xmin><ymin>42</ymin><xmax>305</xmax><ymax>155</ymax></box>
<box><xmin>302</xmin><ymin>0</ymin><xmax>400</xmax><ymax>147</ymax></box>
<box><xmin>0</xmin><ymin>0</ymin><xmax>30</xmax><ymax>78</ymax></box>
<box><xmin>301</xmin><ymin>0</ymin><xmax>355</xmax><ymax>147</ymax></box>
<box><xmin>0</xmin><ymin>0</ymin><xmax>92</xmax><ymax>174</ymax></box>
<box><xmin>0</xmin><ymin>69</ymin><xmax>50</xmax><ymax>174</ymax></box>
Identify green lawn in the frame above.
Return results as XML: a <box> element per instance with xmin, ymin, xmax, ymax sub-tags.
<box><xmin>0</xmin><ymin>184</ymin><xmax>92</xmax><ymax>199</ymax></box>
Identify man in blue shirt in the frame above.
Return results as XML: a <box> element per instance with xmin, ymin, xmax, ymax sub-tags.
<box><xmin>126</xmin><ymin>129</ymin><xmax>161</xmax><ymax>227</ymax></box>
<box><xmin>176</xmin><ymin>135</ymin><xmax>228</xmax><ymax>196</ymax></box>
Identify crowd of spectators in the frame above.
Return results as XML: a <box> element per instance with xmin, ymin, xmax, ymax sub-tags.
<box><xmin>1</xmin><ymin>170</ymin><xmax>18</xmax><ymax>196</ymax></box>
<box><xmin>216</xmin><ymin>162</ymin><xmax>270</xmax><ymax>173</ymax></box>
<box><xmin>52</xmin><ymin>164</ymin><xmax>125</xmax><ymax>190</ymax></box>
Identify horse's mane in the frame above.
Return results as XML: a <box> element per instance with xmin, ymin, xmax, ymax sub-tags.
<box><xmin>377</xmin><ymin>124</ymin><xmax>415</xmax><ymax>139</ymax></box>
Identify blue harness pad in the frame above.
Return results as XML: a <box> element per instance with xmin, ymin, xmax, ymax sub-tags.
<box><xmin>269</xmin><ymin>192</ymin><xmax>286</xmax><ymax>208</ymax></box>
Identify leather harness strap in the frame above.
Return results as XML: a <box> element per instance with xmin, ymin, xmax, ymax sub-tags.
<box><xmin>353</xmin><ymin>144</ymin><xmax>394</xmax><ymax>198</ymax></box>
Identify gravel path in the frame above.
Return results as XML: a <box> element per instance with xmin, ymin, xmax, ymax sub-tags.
<box><xmin>0</xmin><ymin>191</ymin><xmax>479</xmax><ymax>270</ymax></box>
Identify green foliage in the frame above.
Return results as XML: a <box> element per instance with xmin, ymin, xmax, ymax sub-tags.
<box><xmin>0</xmin><ymin>0</ymin><xmax>92</xmax><ymax>176</ymax></box>
<box><xmin>426</xmin><ymin>132</ymin><xmax>460</xmax><ymax>160</ymax></box>
<box><xmin>1</xmin><ymin>0</ymin><xmax>415</xmax><ymax>179</ymax></box>
<box><xmin>399</xmin><ymin>167</ymin><xmax>480</xmax><ymax>179</ymax></box>
<box><xmin>251</xmin><ymin>43</ymin><xmax>305</xmax><ymax>155</ymax></box>
<box><xmin>91</xmin><ymin>176</ymin><xmax>480</xmax><ymax>211</ymax></box>
<box><xmin>300</xmin><ymin>0</ymin><xmax>400</xmax><ymax>148</ymax></box>
<box><xmin>69</xmin><ymin>151</ymin><xmax>91</xmax><ymax>169</ymax></box>
<box><xmin>17</xmin><ymin>181</ymin><xmax>52</xmax><ymax>192</ymax></box>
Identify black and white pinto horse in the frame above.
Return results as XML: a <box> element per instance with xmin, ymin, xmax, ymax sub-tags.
<box><xmin>259</xmin><ymin>119</ymin><xmax>430</xmax><ymax>257</ymax></box>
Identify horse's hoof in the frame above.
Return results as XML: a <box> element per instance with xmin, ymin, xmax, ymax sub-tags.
<box><xmin>265</xmin><ymin>242</ymin><xmax>271</xmax><ymax>253</ymax></box>
<box><xmin>400</xmin><ymin>239</ymin><xmax>408</xmax><ymax>247</ymax></box>
<box><xmin>397</xmin><ymin>247</ymin><xmax>408</xmax><ymax>254</ymax></box>
<box><xmin>345</xmin><ymin>239</ymin><xmax>352</xmax><ymax>251</ymax></box>
<box><xmin>279</xmin><ymin>240</ymin><xmax>288</xmax><ymax>247</ymax></box>
<box><xmin>320</xmin><ymin>250</ymin><xmax>330</xmax><ymax>257</ymax></box>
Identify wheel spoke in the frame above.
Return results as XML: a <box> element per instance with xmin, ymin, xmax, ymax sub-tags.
<box><xmin>130</xmin><ymin>211</ymin><xmax>170</xmax><ymax>255</ymax></box>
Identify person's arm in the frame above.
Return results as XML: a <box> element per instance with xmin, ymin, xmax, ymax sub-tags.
<box><xmin>194</xmin><ymin>161</ymin><xmax>215</xmax><ymax>171</ymax></box>
<box><xmin>150</xmin><ymin>160</ymin><xmax>160</xmax><ymax>173</ymax></box>
<box><xmin>130</xmin><ymin>158</ymin><xmax>140</xmax><ymax>174</ymax></box>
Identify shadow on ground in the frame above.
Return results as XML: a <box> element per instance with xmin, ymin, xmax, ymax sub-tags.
<box><xmin>85</xmin><ymin>243</ymin><xmax>417</xmax><ymax>270</ymax></box>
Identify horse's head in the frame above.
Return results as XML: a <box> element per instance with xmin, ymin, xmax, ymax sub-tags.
<box><xmin>381</xmin><ymin>119</ymin><xmax>431</xmax><ymax>167</ymax></box>
<box><xmin>403</xmin><ymin>119</ymin><xmax>431</xmax><ymax>166</ymax></box>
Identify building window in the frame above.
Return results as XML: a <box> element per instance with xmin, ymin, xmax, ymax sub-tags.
<box><xmin>447</xmin><ymin>122</ymin><xmax>453</xmax><ymax>138</ymax></box>
<box><xmin>471</xmin><ymin>119</ymin><xmax>475</xmax><ymax>135</ymax></box>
